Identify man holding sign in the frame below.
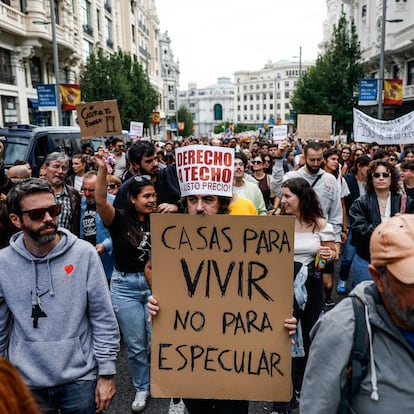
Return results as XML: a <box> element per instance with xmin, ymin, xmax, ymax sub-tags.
<box><xmin>148</xmin><ymin>145</ymin><xmax>297</xmax><ymax>414</ymax></box>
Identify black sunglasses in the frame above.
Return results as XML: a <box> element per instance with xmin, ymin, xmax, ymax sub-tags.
<box><xmin>107</xmin><ymin>184</ymin><xmax>120</xmax><ymax>189</ymax></box>
<box><xmin>20</xmin><ymin>204</ymin><xmax>62</xmax><ymax>221</ymax></box>
<box><xmin>372</xmin><ymin>172</ymin><xmax>391</xmax><ymax>179</ymax></box>
<box><xmin>252</xmin><ymin>160</ymin><xmax>263</xmax><ymax>164</ymax></box>
<box><xmin>133</xmin><ymin>175</ymin><xmax>152</xmax><ymax>183</ymax></box>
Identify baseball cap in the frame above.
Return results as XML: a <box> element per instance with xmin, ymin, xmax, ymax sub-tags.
<box><xmin>370</xmin><ymin>214</ymin><xmax>414</xmax><ymax>283</ymax></box>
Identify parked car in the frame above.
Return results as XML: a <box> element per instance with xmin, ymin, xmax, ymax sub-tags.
<box><xmin>0</xmin><ymin>125</ymin><xmax>104</xmax><ymax>176</ymax></box>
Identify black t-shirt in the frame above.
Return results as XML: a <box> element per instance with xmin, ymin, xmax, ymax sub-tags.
<box><xmin>404</xmin><ymin>185</ymin><xmax>414</xmax><ymax>200</ymax></box>
<box><xmin>108</xmin><ymin>209</ymin><xmax>151</xmax><ymax>273</ymax></box>
<box><xmin>82</xmin><ymin>203</ymin><xmax>97</xmax><ymax>246</ymax></box>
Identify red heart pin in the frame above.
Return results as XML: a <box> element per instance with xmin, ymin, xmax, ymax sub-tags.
<box><xmin>64</xmin><ymin>265</ymin><xmax>74</xmax><ymax>275</ymax></box>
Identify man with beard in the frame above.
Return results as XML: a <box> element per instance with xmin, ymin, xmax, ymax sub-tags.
<box><xmin>300</xmin><ymin>214</ymin><xmax>414</xmax><ymax>413</ymax></box>
<box><xmin>44</xmin><ymin>152</ymin><xmax>81</xmax><ymax>236</ymax></box>
<box><xmin>0</xmin><ymin>178</ymin><xmax>120</xmax><ymax>413</ymax></box>
<box><xmin>271</xmin><ymin>141</ymin><xmax>342</xmax><ymax>247</ymax></box>
<box><xmin>114</xmin><ymin>141</ymin><xmax>180</xmax><ymax>213</ymax></box>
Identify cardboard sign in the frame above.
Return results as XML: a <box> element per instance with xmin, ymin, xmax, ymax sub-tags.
<box><xmin>150</xmin><ymin>214</ymin><xmax>294</xmax><ymax>401</ymax></box>
<box><xmin>175</xmin><ymin>145</ymin><xmax>234</xmax><ymax>197</ymax></box>
<box><xmin>297</xmin><ymin>114</ymin><xmax>332</xmax><ymax>141</ymax></box>
<box><xmin>76</xmin><ymin>100</ymin><xmax>122</xmax><ymax>139</ymax></box>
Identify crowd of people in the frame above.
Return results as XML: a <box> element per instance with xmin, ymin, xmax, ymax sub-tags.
<box><xmin>0</xmin><ymin>132</ymin><xmax>413</xmax><ymax>413</ymax></box>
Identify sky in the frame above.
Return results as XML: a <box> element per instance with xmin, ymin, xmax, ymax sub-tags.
<box><xmin>155</xmin><ymin>0</ymin><xmax>328</xmax><ymax>89</ymax></box>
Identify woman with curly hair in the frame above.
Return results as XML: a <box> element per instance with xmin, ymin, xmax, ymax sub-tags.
<box><xmin>350</xmin><ymin>159</ymin><xmax>414</xmax><ymax>286</ymax></box>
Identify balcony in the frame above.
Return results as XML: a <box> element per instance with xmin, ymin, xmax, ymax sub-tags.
<box><xmin>0</xmin><ymin>2</ymin><xmax>25</xmax><ymax>34</ymax></box>
<box><xmin>0</xmin><ymin>73</ymin><xmax>16</xmax><ymax>85</ymax></box>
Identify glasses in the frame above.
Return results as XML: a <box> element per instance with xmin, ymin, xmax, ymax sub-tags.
<box><xmin>133</xmin><ymin>175</ymin><xmax>152</xmax><ymax>183</ymax></box>
<box><xmin>263</xmin><ymin>159</ymin><xmax>271</xmax><ymax>163</ymax></box>
<box><xmin>20</xmin><ymin>204</ymin><xmax>62</xmax><ymax>221</ymax></box>
<box><xmin>372</xmin><ymin>172</ymin><xmax>391</xmax><ymax>179</ymax></box>
<box><xmin>252</xmin><ymin>160</ymin><xmax>263</xmax><ymax>164</ymax></box>
<box><xmin>107</xmin><ymin>184</ymin><xmax>120</xmax><ymax>189</ymax></box>
<box><xmin>355</xmin><ymin>152</ymin><xmax>363</xmax><ymax>157</ymax></box>
<box><xmin>389</xmin><ymin>157</ymin><xmax>397</xmax><ymax>161</ymax></box>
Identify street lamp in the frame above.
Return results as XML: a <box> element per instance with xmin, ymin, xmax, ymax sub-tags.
<box><xmin>292</xmin><ymin>46</ymin><xmax>302</xmax><ymax>80</ymax></box>
<box><xmin>33</xmin><ymin>1</ymin><xmax>62</xmax><ymax>125</ymax></box>
<box><xmin>378</xmin><ymin>0</ymin><xmax>403</xmax><ymax>120</ymax></box>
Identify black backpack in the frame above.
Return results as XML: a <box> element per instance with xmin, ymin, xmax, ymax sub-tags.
<box><xmin>337</xmin><ymin>296</ymin><xmax>370</xmax><ymax>414</ymax></box>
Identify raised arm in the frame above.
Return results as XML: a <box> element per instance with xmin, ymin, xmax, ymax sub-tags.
<box><xmin>94</xmin><ymin>156</ymin><xmax>116</xmax><ymax>227</ymax></box>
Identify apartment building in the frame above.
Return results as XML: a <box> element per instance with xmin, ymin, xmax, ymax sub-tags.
<box><xmin>325</xmin><ymin>0</ymin><xmax>414</xmax><ymax>118</ymax></box>
<box><xmin>0</xmin><ymin>0</ymin><xmax>165</xmax><ymax>127</ymax></box>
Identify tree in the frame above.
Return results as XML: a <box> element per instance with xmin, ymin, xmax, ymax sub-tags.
<box><xmin>291</xmin><ymin>13</ymin><xmax>365</xmax><ymax>134</ymax></box>
<box><xmin>177</xmin><ymin>106</ymin><xmax>194</xmax><ymax>137</ymax></box>
<box><xmin>79</xmin><ymin>48</ymin><xmax>159</xmax><ymax>130</ymax></box>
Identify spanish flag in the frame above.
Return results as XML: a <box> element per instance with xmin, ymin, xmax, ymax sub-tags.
<box><xmin>384</xmin><ymin>79</ymin><xmax>403</xmax><ymax>105</ymax></box>
<box><xmin>60</xmin><ymin>84</ymin><xmax>81</xmax><ymax>110</ymax></box>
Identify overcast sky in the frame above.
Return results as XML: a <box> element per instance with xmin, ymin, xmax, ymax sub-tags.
<box><xmin>155</xmin><ymin>0</ymin><xmax>327</xmax><ymax>89</ymax></box>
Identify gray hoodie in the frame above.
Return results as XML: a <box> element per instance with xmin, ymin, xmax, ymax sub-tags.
<box><xmin>300</xmin><ymin>281</ymin><xmax>414</xmax><ymax>413</ymax></box>
<box><xmin>0</xmin><ymin>228</ymin><xmax>120</xmax><ymax>387</ymax></box>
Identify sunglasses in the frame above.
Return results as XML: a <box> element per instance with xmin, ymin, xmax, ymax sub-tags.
<box><xmin>389</xmin><ymin>157</ymin><xmax>397</xmax><ymax>161</ymax></box>
<box><xmin>252</xmin><ymin>160</ymin><xmax>263</xmax><ymax>164</ymax></box>
<box><xmin>372</xmin><ymin>172</ymin><xmax>391</xmax><ymax>179</ymax></box>
<box><xmin>107</xmin><ymin>184</ymin><xmax>120</xmax><ymax>189</ymax></box>
<box><xmin>133</xmin><ymin>175</ymin><xmax>152</xmax><ymax>183</ymax></box>
<box><xmin>20</xmin><ymin>204</ymin><xmax>62</xmax><ymax>221</ymax></box>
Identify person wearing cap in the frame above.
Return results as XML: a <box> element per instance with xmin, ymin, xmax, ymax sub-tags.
<box><xmin>300</xmin><ymin>214</ymin><xmax>414</xmax><ymax>413</ymax></box>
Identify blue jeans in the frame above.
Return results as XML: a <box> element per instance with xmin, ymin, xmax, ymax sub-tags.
<box><xmin>338</xmin><ymin>230</ymin><xmax>356</xmax><ymax>282</ymax></box>
<box><xmin>110</xmin><ymin>269</ymin><xmax>151</xmax><ymax>392</ymax></box>
<box><xmin>350</xmin><ymin>253</ymin><xmax>372</xmax><ymax>287</ymax></box>
<box><xmin>31</xmin><ymin>380</ymin><xmax>96</xmax><ymax>414</ymax></box>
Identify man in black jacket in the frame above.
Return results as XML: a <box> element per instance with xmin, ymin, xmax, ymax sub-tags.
<box><xmin>114</xmin><ymin>141</ymin><xmax>180</xmax><ymax>213</ymax></box>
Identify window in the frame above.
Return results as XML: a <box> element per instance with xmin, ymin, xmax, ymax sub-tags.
<box><xmin>81</xmin><ymin>0</ymin><xmax>92</xmax><ymax>35</ymax></box>
<box><xmin>54</xmin><ymin>0</ymin><xmax>60</xmax><ymax>25</ymax></box>
<box><xmin>97</xmin><ymin>9</ymin><xmax>101</xmax><ymax>31</ymax></box>
<box><xmin>407</xmin><ymin>61</ymin><xmax>414</xmax><ymax>85</ymax></box>
<box><xmin>82</xmin><ymin>39</ymin><xmax>92</xmax><ymax>61</ymax></box>
<box><xmin>0</xmin><ymin>48</ymin><xmax>14</xmax><ymax>85</ymax></box>
<box><xmin>362</xmin><ymin>5</ymin><xmax>367</xmax><ymax>18</ymax></box>
<box><xmin>168</xmin><ymin>100</ymin><xmax>175</xmax><ymax>111</ymax></box>
<box><xmin>105</xmin><ymin>17</ymin><xmax>113</xmax><ymax>48</ymax></box>
<box><xmin>250</xmin><ymin>105</ymin><xmax>253</xmax><ymax>110</ymax></box>
<box><xmin>256</xmin><ymin>104</ymin><xmax>260</xmax><ymax>110</ymax></box>
<box><xmin>256</xmin><ymin>94</ymin><xmax>260</xmax><ymax>100</ymax></box>
<box><xmin>285</xmin><ymin>92</ymin><xmax>290</xmax><ymax>99</ymax></box>
<box><xmin>285</xmin><ymin>103</ymin><xmax>290</xmax><ymax>109</ymax></box>
<box><xmin>30</xmin><ymin>57</ymin><xmax>42</xmax><ymax>88</ymax></box>
<box><xmin>132</xmin><ymin>24</ymin><xmax>135</xmax><ymax>43</ymax></box>
<box><xmin>214</xmin><ymin>103</ymin><xmax>223</xmax><ymax>120</ymax></box>
<box><xmin>285</xmin><ymin>81</ymin><xmax>289</xmax><ymax>87</ymax></box>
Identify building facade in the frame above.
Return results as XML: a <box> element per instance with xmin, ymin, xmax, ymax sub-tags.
<box><xmin>234</xmin><ymin>59</ymin><xmax>312</xmax><ymax>128</ymax></box>
<box><xmin>0</xmin><ymin>0</ymin><xmax>165</xmax><ymax>128</ymax></box>
<box><xmin>178</xmin><ymin>77</ymin><xmax>235</xmax><ymax>137</ymax></box>
<box><xmin>324</xmin><ymin>0</ymin><xmax>414</xmax><ymax>118</ymax></box>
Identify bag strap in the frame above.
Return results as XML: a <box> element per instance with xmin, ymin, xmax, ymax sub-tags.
<box><xmin>337</xmin><ymin>296</ymin><xmax>370</xmax><ymax>414</ymax></box>
<box><xmin>311</xmin><ymin>174</ymin><xmax>322</xmax><ymax>188</ymax></box>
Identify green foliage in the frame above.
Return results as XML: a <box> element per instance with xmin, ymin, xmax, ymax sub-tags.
<box><xmin>177</xmin><ymin>106</ymin><xmax>194</xmax><ymax>137</ymax></box>
<box><xmin>79</xmin><ymin>48</ymin><xmax>159</xmax><ymax>129</ymax></box>
<box><xmin>291</xmin><ymin>13</ymin><xmax>365</xmax><ymax>134</ymax></box>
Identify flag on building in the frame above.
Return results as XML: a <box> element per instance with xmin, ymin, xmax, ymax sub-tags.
<box><xmin>60</xmin><ymin>84</ymin><xmax>81</xmax><ymax>110</ymax></box>
<box><xmin>384</xmin><ymin>79</ymin><xmax>403</xmax><ymax>105</ymax></box>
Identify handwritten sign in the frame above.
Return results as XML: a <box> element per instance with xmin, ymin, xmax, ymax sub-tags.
<box><xmin>272</xmin><ymin>125</ymin><xmax>288</xmax><ymax>143</ymax></box>
<box><xmin>175</xmin><ymin>145</ymin><xmax>234</xmax><ymax>197</ymax></box>
<box><xmin>150</xmin><ymin>214</ymin><xmax>294</xmax><ymax>401</ymax></box>
<box><xmin>297</xmin><ymin>114</ymin><xmax>332</xmax><ymax>141</ymax></box>
<box><xmin>76</xmin><ymin>100</ymin><xmax>122</xmax><ymax>139</ymax></box>
<box><xmin>353</xmin><ymin>108</ymin><xmax>414</xmax><ymax>144</ymax></box>
<box><xmin>130</xmin><ymin>121</ymin><xmax>144</xmax><ymax>139</ymax></box>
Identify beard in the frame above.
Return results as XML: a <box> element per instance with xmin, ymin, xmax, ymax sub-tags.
<box><xmin>23</xmin><ymin>222</ymin><xmax>58</xmax><ymax>245</ymax></box>
<box><xmin>305</xmin><ymin>162</ymin><xmax>320</xmax><ymax>174</ymax></box>
<box><xmin>382</xmin><ymin>278</ymin><xmax>414</xmax><ymax>329</ymax></box>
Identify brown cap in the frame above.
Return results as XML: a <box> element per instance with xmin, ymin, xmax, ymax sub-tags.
<box><xmin>370</xmin><ymin>214</ymin><xmax>414</xmax><ymax>283</ymax></box>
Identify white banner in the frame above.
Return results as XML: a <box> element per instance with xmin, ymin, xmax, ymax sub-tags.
<box><xmin>353</xmin><ymin>108</ymin><xmax>414</xmax><ymax>144</ymax></box>
<box><xmin>175</xmin><ymin>145</ymin><xmax>234</xmax><ymax>197</ymax></box>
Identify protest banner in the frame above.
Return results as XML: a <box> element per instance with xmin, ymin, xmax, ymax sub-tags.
<box><xmin>150</xmin><ymin>214</ymin><xmax>294</xmax><ymax>401</ymax></box>
<box><xmin>353</xmin><ymin>108</ymin><xmax>414</xmax><ymax>144</ymax></box>
<box><xmin>272</xmin><ymin>125</ymin><xmax>288</xmax><ymax>143</ymax></box>
<box><xmin>175</xmin><ymin>145</ymin><xmax>234</xmax><ymax>197</ymax></box>
<box><xmin>76</xmin><ymin>100</ymin><xmax>122</xmax><ymax>139</ymax></box>
<box><xmin>297</xmin><ymin>114</ymin><xmax>332</xmax><ymax>140</ymax></box>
